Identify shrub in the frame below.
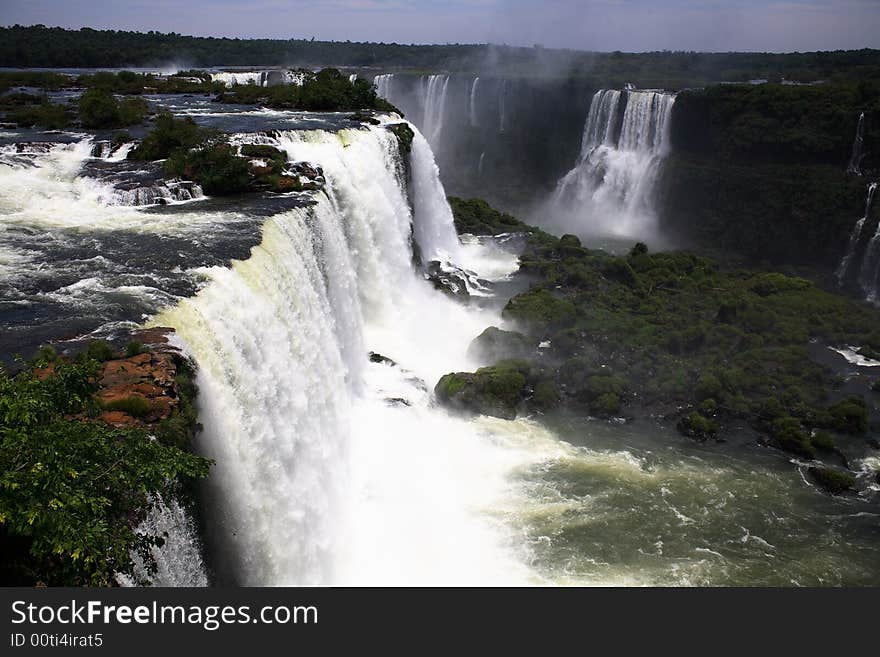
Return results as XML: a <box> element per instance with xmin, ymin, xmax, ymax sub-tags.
<box><xmin>0</xmin><ymin>359</ymin><xmax>209</xmax><ymax>585</ymax></box>
<box><xmin>9</xmin><ymin>100</ymin><xmax>72</xmax><ymax>129</ymax></box>
<box><xmin>85</xmin><ymin>340</ymin><xmax>116</xmax><ymax>362</ymax></box>
<box><xmin>807</xmin><ymin>466</ymin><xmax>855</xmax><ymax>495</ymax></box>
<box><xmin>503</xmin><ymin>288</ymin><xmax>577</xmax><ymax>333</ymax></box>
<box><xmin>826</xmin><ymin>396</ymin><xmax>868</xmax><ymax>434</ymax></box>
<box><xmin>677</xmin><ymin>411</ymin><xmax>718</xmax><ymax>441</ymax></box>
<box><xmin>125</xmin><ymin>340</ymin><xmax>146</xmax><ymax>357</ymax></box>
<box><xmin>770</xmin><ymin>416</ymin><xmax>815</xmax><ymax>458</ymax></box>
<box><xmin>129</xmin><ymin>113</ymin><xmax>214</xmax><ymax>161</ymax></box>
<box><xmin>165</xmin><ymin>141</ymin><xmax>252</xmax><ymax>195</ymax></box>
<box><xmin>101</xmin><ymin>395</ymin><xmax>152</xmax><ymax>417</ymax></box>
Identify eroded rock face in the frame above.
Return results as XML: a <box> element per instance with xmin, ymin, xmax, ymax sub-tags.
<box><xmin>96</xmin><ymin>350</ymin><xmax>179</xmax><ymax>426</ymax></box>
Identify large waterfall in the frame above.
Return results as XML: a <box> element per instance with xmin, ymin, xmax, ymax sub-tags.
<box><xmin>154</xmin><ymin>123</ymin><xmax>539</xmax><ymax>585</ymax></box>
<box><xmin>836</xmin><ymin>181</ymin><xmax>880</xmax><ymax>302</ymax></box>
<box><xmin>548</xmin><ymin>89</ymin><xmax>675</xmax><ymax>238</ymax></box>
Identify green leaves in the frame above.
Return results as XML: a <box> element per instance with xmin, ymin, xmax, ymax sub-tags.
<box><xmin>0</xmin><ymin>357</ymin><xmax>210</xmax><ymax>586</ymax></box>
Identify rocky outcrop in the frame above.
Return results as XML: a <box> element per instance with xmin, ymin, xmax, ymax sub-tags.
<box><xmin>424</xmin><ymin>260</ymin><xmax>491</xmax><ymax>298</ymax></box>
<box><xmin>97</xmin><ymin>351</ymin><xmax>179</xmax><ymax>427</ymax></box>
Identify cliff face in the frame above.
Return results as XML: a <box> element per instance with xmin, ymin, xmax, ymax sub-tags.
<box><xmin>658</xmin><ymin>83</ymin><xmax>880</xmax><ymax>272</ymax></box>
<box><xmin>378</xmin><ymin>73</ymin><xmax>595</xmax><ymax>211</ymax></box>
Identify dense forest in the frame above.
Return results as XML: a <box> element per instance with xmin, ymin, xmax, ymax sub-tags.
<box><xmin>3</xmin><ymin>25</ymin><xmax>880</xmax><ymax>87</ymax></box>
<box><xmin>658</xmin><ymin>81</ymin><xmax>879</xmax><ymax>271</ymax></box>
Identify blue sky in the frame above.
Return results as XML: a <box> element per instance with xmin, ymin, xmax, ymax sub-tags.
<box><xmin>1</xmin><ymin>0</ymin><xmax>878</xmax><ymax>52</ymax></box>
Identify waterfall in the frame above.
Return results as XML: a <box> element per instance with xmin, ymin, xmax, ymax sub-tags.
<box><xmin>211</xmin><ymin>70</ymin><xmax>307</xmax><ymax>88</ymax></box>
<box><xmin>113</xmin><ymin>181</ymin><xmax>203</xmax><ymax>207</ymax></box>
<box><xmin>836</xmin><ymin>182</ymin><xmax>878</xmax><ymax>291</ymax></box>
<box><xmin>211</xmin><ymin>71</ymin><xmax>266</xmax><ymax>87</ymax></box>
<box><xmin>469</xmin><ymin>77</ymin><xmax>480</xmax><ymax>127</ymax></box>
<box><xmin>374</xmin><ymin>73</ymin><xmax>394</xmax><ymax>100</ymax></box>
<box><xmin>498</xmin><ymin>79</ymin><xmax>508</xmax><ymax>134</ymax></box>
<box><xmin>847</xmin><ymin>112</ymin><xmax>866</xmax><ymax>175</ymax></box>
<box><xmin>422</xmin><ymin>74</ymin><xmax>450</xmax><ymax>146</ymax></box>
<box><xmin>155</xmin><ymin>124</ymin><xmax>532</xmax><ymax>585</ymax></box>
<box><xmin>549</xmin><ymin>88</ymin><xmax>675</xmax><ymax>237</ymax></box>
<box><xmin>116</xmin><ymin>496</ymin><xmax>209</xmax><ymax>587</ymax></box>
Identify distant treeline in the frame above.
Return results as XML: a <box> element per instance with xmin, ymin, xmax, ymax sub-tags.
<box><xmin>3</xmin><ymin>25</ymin><xmax>880</xmax><ymax>88</ymax></box>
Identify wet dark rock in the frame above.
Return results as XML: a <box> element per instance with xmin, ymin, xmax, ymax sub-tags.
<box><xmin>807</xmin><ymin>466</ymin><xmax>856</xmax><ymax>495</ymax></box>
<box><xmin>467</xmin><ymin>326</ymin><xmax>535</xmax><ymax>363</ymax></box>
<box><xmin>424</xmin><ymin>260</ymin><xmax>490</xmax><ymax>298</ymax></box>
<box><xmin>369</xmin><ymin>352</ymin><xmax>397</xmax><ymax>366</ymax></box>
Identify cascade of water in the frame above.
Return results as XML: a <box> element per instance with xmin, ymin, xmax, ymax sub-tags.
<box><xmin>836</xmin><ymin>182</ymin><xmax>878</xmax><ymax>284</ymax></box>
<box><xmin>857</xmin><ymin>184</ymin><xmax>880</xmax><ymax>301</ymax></box>
<box><xmin>422</xmin><ymin>74</ymin><xmax>450</xmax><ymax>145</ymax></box>
<box><xmin>155</xmin><ymin>124</ymin><xmax>530</xmax><ymax>584</ymax></box>
<box><xmin>847</xmin><ymin>112</ymin><xmax>866</xmax><ymax>175</ymax></box>
<box><xmin>549</xmin><ymin>88</ymin><xmax>675</xmax><ymax>237</ymax></box>
<box><xmin>374</xmin><ymin>73</ymin><xmax>394</xmax><ymax>100</ymax></box>
<box><xmin>211</xmin><ymin>71</ymin><xmax>266</xmax><ymax>88</ymax></box>
<box><xmin>469</xmin><ymin>77</ymin><xmax>480</xmax><ymax>127</ymax></box>
<box><xmin>498</xmin><ymin>79</ymin><xmax>508</xmax><ymax>134</ymax></box>
<box><xmin>116</xmin><ymin>496</ymin><xmax>209</xmax><ymax>587</ymax></box>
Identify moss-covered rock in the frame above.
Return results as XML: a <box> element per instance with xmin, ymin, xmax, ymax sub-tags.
<box><xmin>677</xmin><ymin>411</ymin><xmax>718</xmax><ymax>441</ymax></box>
<box><xmin>503</xmin><ymin>288</ymin><xmax>576</xmax><ymax>334</ymax></box>
<box><xmin>467</xmin><ymin>326</ymin><xmax>534</xmax><ymax>363</ymax></box>
<box><xmin>387</xmin><ymin>122</ymin><xmax>414</xmax><ymax>157</ymax></box>
<box><xmin>435</xmin><ymin>360</ymin><xmax>532</xmax><ymax>420</ymax></box>
<box><xmin>807</xmin><ymin>466</ymin><xmax>855</xmax><ymax>495</ymax></box>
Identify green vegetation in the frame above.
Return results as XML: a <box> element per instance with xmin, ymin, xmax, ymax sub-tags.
<box><xmin>124</xmin><ymin>340</ymin><xmax>146</xmax><ymax>357</ymax></box>
<box><xmin>85</xmin><ymin>340</ymin><xmax>117</xmax><ymax>362</ymax></box>
<box><xmin>440</xmin><ymin>198</ymin><xmax>879</xmax><ymax>470</ymax></box>
<box><xmin>660</xmin><ymin>82</ymin><xmax>879</xmax><ymax>269</ymax></box>
<box><xmin>101</xmin><ymin>395</ymin><xmax>152</xmax><ymax>417</ymax></box>
<box><xmin>0</xmin><ymin>352</ymin><xmax>210</xmax><ymax>586</ymax></box>
<box><xmin>0</xmin><ymin>86</ymin><xmax>148</xmax><ymax>130</ymax></box>
<box><xmin>807</xmin><ymin>466</ymin><xmax>856</xmax><ymax>494</ymax></box>
<box><xmin>78</xmin><ymin>88</ymin><xmax>149</xmax><ymax>129</ymax></box>
<box><xmin>217</xmin><ymin>68</ymin><xmax>399</xmax><ymax>112</ymax></box>
<box><xmin>129</xmin><ymin>112</ymin><xmax>214</xmax><ymax>161</ymax></box>
<box><xmin>3</xmin><ymin>26</ymin><xmax>880</xmax><ymax>88</ymax></box>
<box><xmin>5</xmin><ymin>99</ymin><xmax>73</xmax><ymax>129</ymax></box>
<box><xmin>130</xmin><ymin>113</ymin><xmax>299</xmax><ymax>195</ymax></box>
<box><xmin>435</xmin><ymin>360</ymin><xmax>551</xmax><ymax>420</ymax></box>
<box><xmin>155</xmin><ymin>358</ymin><xmax>202</xmax><ymax>451</ymax></box>
<box><xmin>387</xmin><ymin>123</ymin><xmax>414</xmax><ymax>155</ymax></box>
<box><xmin>165</xmin><ymin>141</ymin><xmax>252</xmax><ymax>196</ymax></box>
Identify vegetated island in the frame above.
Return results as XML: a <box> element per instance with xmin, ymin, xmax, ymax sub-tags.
<box><xmin>437</xmin><ymin>197</ymin><xmax>880</xmax><ymax>496</ymax></box>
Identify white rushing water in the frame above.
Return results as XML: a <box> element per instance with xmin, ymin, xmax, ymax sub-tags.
<box><xmin>469</xmin><ymin>76</ymin><xmax>480</xmax><ymax>127</ymax></box>
<box><xmin>374</xmin><ymin>73</ymin><xmax>394</xmax><ymax>100</ymax></box>
<box><xmin>549</xmin><ymin>88</ymin><xmax>675</xmax><ymax>238</ymax></box>
<box><xmin>847</xmin><ymin>112</ymin><xmax>866</xmax><ymax>175</ymax></box>
<box><xmin>836</xmin><ymin>182</ymin><xmax>878</xmax><ymax>293</ymax></box>
<box><xmin>154</xmin><ymin>122</ymin><xmax>552</xmax><ymax>585</ymax></box>
<box><xmin>211</xmin><ymin>70</ymin><xmax>308</xmax><ymax>88</ymax></box>
<box><xmin>117</xmin><ymin>496</ymin><xmax>209</xmax><ymax>587</ymax></box>
<box><xmin>421</xmin><ymin>74</ymin><xmax>450</xmax><ymax>147</ymax></box>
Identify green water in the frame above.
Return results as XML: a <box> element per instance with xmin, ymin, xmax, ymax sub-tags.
<box><xmin>498</xmin><ymin>414</ymin><xmax>880</xmax><ymax>586</ymax></box>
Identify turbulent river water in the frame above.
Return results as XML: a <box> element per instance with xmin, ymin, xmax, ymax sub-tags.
<box><xmin>1</xmin><ymin>92</ymin><xmax>879</xmax><ymax>586</ymax></box>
